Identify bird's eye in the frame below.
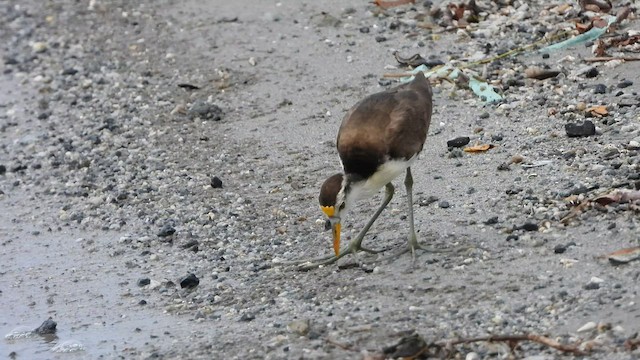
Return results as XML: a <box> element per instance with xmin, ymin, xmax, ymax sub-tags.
<box><xmin>339</xmin><ymin>202</ymin><xmax>346</xmax><ymax>211</ymax></box>
<box><xmin>324</xmin><ymin>220</ymin><xmax>331</xmax><ymax>231</ymax></box>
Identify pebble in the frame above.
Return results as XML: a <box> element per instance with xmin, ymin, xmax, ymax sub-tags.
<box><xmin>188</xmin><ymin>100</ymin><xmax>223</xmax><ymax>120</ymax></box>
<box><xmin>211</xmin><ymin>176</ymin><xmax>223</xmax><ymax>188</ymax></box>
<box><xmin>447</xmin><ymin>136</ymin><xmax>470</xmax><ymax>148</ymax></box>
<box><xmin>593</xmin><ymin>84</ymin><xmax>607</xmax><ymax>94</ymax></box>
<box><xmin>520</xmin><ymin>222</ymin><xmax>539</xmax><ymax>231</ymax></box>
<box><xmin>617</xmin><ymin>79</ymin><xmax>633</xmax><ymax>88</ymax></box>
<box><xmin>577</xmin><ymin>321</ymin><xmax>597</xmax><ymax>333</ymax></box>
<box><xmin>565</xmin><ymin>120</ymin><xmax>596</xmax><ymax>137</ymax></box>
<box><xmin>33</xmin><ymin>318</ymin><xmax>57</xmax><ymax>335</ymax></box>
<box><xmin>157</xmin><ymin>224</ymin><xmax>176</xmax><ymax>237</ymax></box>
<box><xmin>438</xmin><ymin>200</ymin><xmax>450</xmax><ymax>208</ymax></box>
<box><xmin>584</xmin><ymin>67</ymin><xmax>599</xmax><ymax>78</ymax></box>
<box><xmin>180</xmin><ymin>273</ymin><xmax>200</xmax><ymax>289</ymax></box>
<box><xmin>553</xmin><ymin>244</ymin><xmax>567</xmax><ymax>254</ymax></box>
<box><xmin>31</xmin><ymin>42</ymin><xmax>48</xmax><ymax>53</ymax></box>
<box><xmin>137</xmin><ymin>277</ymin><xmax>151</xmax><ymax>286</ymax></box>
<box><xmin>287</xmin><ymin>319</ymin><xmax>310</xmax><ymax>336</ymax></box>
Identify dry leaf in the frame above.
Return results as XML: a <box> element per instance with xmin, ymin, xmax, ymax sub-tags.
<box><xmin>525</xmin><ymin>67</ymin><xmax>561</xmax><ymax>80</ymax></box>
<box><xmin>594</xmin><ymin>189</ymin><xmax>640</xmax><ymax>205</ymax></box>
<box><xmin>604</xmin><ymin>246</ymin><xmax>640</xmax><ymax>265</ymax></box>
<box><xmin>575</xmin><ymin>22</ymin><xmax>593</xmax><ymax>33</ymax></box>
<box><xmin>586</xmin><ymin>105</ymin><xmax>608</xmax><ymax>117</ymax></box>
<box><xmin>463</xmin><ymin>144</ymin><xmax>494</xmax><ymax>152</ymax></box>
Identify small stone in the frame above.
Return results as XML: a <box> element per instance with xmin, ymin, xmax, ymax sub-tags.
<box><xmin>583</xmin><ymin>282</ymin><xmax>600</xmax><ymax>290</ymax></box>
<box><xmin>375</xmin><ymin>36</ymin><xmax>387</xmax><ymax>43</ymax></box>
<box><xmin>497</xmin><ymin>162</ymin><xmax>510</xmax><ymax>171</ymax></box>
<box><xmin>466</xmin><ymin>352</ymin><xmax>480</xmax><ymax>360</ymax></box>
<box><xmin>180</xmin><ymin>273</ymin><xmax>200</xmax><ymax>289</ymax></box>
<box><xmin>617</xmin><ymin>79</ymin><xmax>633</xmax><ymax>88</ymax></box>
<box><xmin>565</xmin><ymin>120</ymin><xmax>596</xmax><ymax>137</ymax></box>
<box><xmin>576</xmin><ymin>102</ymin><xmax>586</xmax><ymax>111</ymax></box>
<box><xmin>287</xmin><ymin>319</ymin><xmax>310</xmax><ymax>336</ymax></box>
<box><xmin>0</xmin><ymin>165</ymin><xmax>6</xmax><ymax>175</ymax></box>
<box><xmin>520</xmin><ymin>222</ymin><xmax>539</xmax><ymax>231</ymax></box>
<box><xmin>248</xmin><ymin>57</ymin><xmax>257</xmax><ymax>66</ymax></box>
<box><xmin>510</xmin><ymin>154</ymin><xmax>524</xmax><ymax>164</ymax></box>
<box><xmin>239</xmin><ymin>313</ymin><xmax>255</xmax><ymax>322</ymax></box>
<box><xmin>31</xmin><ymin>42</ymin><xmax>48</xmax><ymax>53</ymax></box>
<box><xmin>553</xmin><ymin>244</ymin><xmax>567</xmax><ymax>254</ymax></box>
<box><xmin>359</xmin><ymin>27</ymin><xmax>370</xmax><ymax>33</ymax></box>
<box><xmin>491</xmin><ymin>134</ymin><xmax>503</xmax><ymax>141</ymax></box>
<box><xmin>484</xmin><ymin>216</ymin><xmax>499</xmax><ymax>225</ymax></box>
<box><xmin>62</xmin><ymin>68</ymin><xmax>78</xmax><ymax>76</ymax></box>
<box><xmin>577</xmin><ymin>321</ymin><xmax>597</xmax><ymax>333</ymax></box>
<box><xmin>506</xmin><ymin>234</ymin><xmax>519</xmax><ymax>241</ymax></box>
<box><xmin>211</xmin><ymin>176</ymin><xmax>223</xmax><ymax>188</ymax></box>
<box><xmin>157</xmin><ymin>224</ymin><xmax>176</xmax><ymax>237</ymax></box>
<box><xmin>438</xmin><ymin>200</ymin><xmax>450</xmax><ymax>208</ymax></box>
<box><xmin>188</xmin><ymin>100</ymin><xmax>223</xmax><ymax>120</ymax></box>
<box><xmin>593</xmin><ymin>84</ymin><xmax>607</xmax><ymax>94</ymax></box>
<box><xmin>137</xmin><ymin>278</ymin><xmax>151</xmax><ymax>286</ymax></box>
<box><xmin>584</xmin><ymin>67</ymin><xmax>599</xmax><ymax>78</ymax></box>
<box><xmin>447</xmin><ymin>136</ymin><xmax>470</xmax><ymax>148</ymax></box>
<box><xmin>138</xmin><ymin>300</ymin><xmax>147</xmax><ymax>305</ymax></box>
<box><xmin>33</xmin><ymin>318</ymin><xmax>57</xmax><ymax>335</ymax></box>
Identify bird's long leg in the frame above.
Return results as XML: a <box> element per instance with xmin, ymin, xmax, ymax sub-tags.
<box><xmin>348</xmin><ymin>182</ymin><xmax>394</xmax><ymax>254</ymax></box>
<box><xmin>405</xmin><ymin>167</ymin><xmax>420</xmax><ymax>257</ymax></box>
<box><xmin>294</xmin><ymin>183</ymin><xmax>395</xmax><ymax>271</ymax></box>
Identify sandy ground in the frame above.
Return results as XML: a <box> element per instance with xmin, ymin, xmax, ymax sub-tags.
<box><xmin>1</xmin><ymin>0</ymin><xmax>640</xmax><ymax>359</ymax></box>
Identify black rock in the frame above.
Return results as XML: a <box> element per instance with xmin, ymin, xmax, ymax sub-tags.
<box><xmin>506</xmin><ymin>234</ymin><xmax>519</xmax><ymax>241</ymax></box>
<box><xmin>188</xmin><ymin>100</ymin><xmax>223</xmax><ymax>120</ymax></box>
<box><xmin>180</xmin><ymin>273</ymin><xmax>200</xmax><ymax>289</ymax></box>
<box><xmin>497</xmin><ymin>162</ymin><xmax>510</xmax><ymax>171</ymax></box>
<box><xmin>137</xmin><ymin>277</ymin><xmax>151</xmax><ymax>287</ymax></box>
<box><xmin>378</xmin><ymin>79</ymin><xmax>392</xmax><ymax>86</ymax></box>
<box><xmin>239</xmin><ymin>313</ymin><xmax>255</xmax><ymax>322</ymax></box>
<box><xmin>437</xmin><ymin>200</ymin><xmax>450</xmax><ymax>208</ymax></box>
<box><xmin>62</xmin><ymin>68</ymin><xmax>78</xmax><ymax>76</ymax></box>
<box><xmin>491</xmin><ymin>134</ymin><xmax>503</xmax><ymax>141</ymax></box>
<box><xmin>139</xmin><ymin>300</ymin><xmax>147</xmax><ymax>305</ymax></box>
<box><xmin>375</xmin><ymin>36</ymin><xmax>387</xmax><ymax>43</ymax></box>
<box><xmin>33</xmin><ymin>318</ymin><xmax>57</xmax><ymax>335</ymax></box>
<box><xmin>617</xmin><ymin>79</ymin><xmax>633</xmax><ymax>88</ymax></box>
<box><xmin>0</xmin><ymin>165</ymin><xmax>6</xmax><ymax>175</ymax></box>
<box><xmin>447</xmin><ymin>136</ymin><xmax>470</xmax><ymax>148</ymax></box>
<box><xmin>37</xmin><ymin>111</ymin><xmax>50</xmax><ymax>120</ymax></box>
<box><xmin>211</xmin><ymin>176</ymin><xmax>223</xmax><ymax>188</ymax></box>
<box><xmin>484</xmin><ymin>216</ymin><xmax>499</xmax><ymax>225</ymax></box>
<box><xmin>565</xmin><ymin>120</ymin><xmax>596</xmax><ymax>137</ymax></box>
<box><xmin>594</xmin><ymin>84</ymin><xmax>607</xmax><ymax>94</ymax></box>
<box><xmin>584</xmin><ymin>282</ymin><xmax>600</xmax><ymax>290</ymax></box>
<box><xmin>157</xmin><ymin>224</ymin><xmax>176</xmax><ymax>237</ymax></box>
<box><xmin>553</xmin><ymin>244</ymin><xmax>567</xmax><ymax>254</ymax></box>
<box><xmin>520</xmin><ymin>222</ymin><xmax>539</xmax><ymax>231</ymax></box>
<box><xmin>359</xmin><ymin>27</ymin><xmax>370</xmax><ymax>33</ymax></box>
<box><xmin>584</xmin><ymin>67</ymin><xmax>599</xmax><ymax>78</ymax></box>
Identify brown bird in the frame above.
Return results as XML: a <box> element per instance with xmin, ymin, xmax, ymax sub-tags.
<box><xmin>305</xmin><ymin>72</ymin><xmax>433</xmax><ymax>269</ymax></box>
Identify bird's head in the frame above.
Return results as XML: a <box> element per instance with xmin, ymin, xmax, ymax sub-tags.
<box><xmin>318</xmin><ymin>173</ymin><xmax>353</xmax><ymax>256</ymax></box>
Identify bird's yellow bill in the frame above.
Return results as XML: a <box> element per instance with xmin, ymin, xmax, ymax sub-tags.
<box><xmin>332</xmin><ymin>222</ymin><xmax>341</xmax><ymax>256</ymax></box>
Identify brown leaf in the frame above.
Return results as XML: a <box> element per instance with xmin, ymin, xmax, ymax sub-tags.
<box><xmin>586</xmin><ymin>105</ymin><xmax>608</xmax><ymax>117</ymax></box>
<box><xmin>463</xmin><ymin>144</ymin><xmax>494</xmax><ymax>152</ymax></box>
<box><xmin>605</xmin><ymin>246</ymin><xmax>640</xmax><ymax>265</ymax></box>
<box><xmin>575</xmin><ymin>22</ymin><xmax>593</xmax><ymax>33</ymax></box>
<box><xmin>594</xmin><ymin>189</ymin><xmax>640</xmax><ymax>205</ymax></box>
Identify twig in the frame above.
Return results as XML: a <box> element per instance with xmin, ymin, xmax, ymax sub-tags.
<box><xmin>585</xmin><ymin>56</ymin><xmax>640</xmax><ymax>62</ymax></box>
<box><xmin>371</xmin><ymin>0</ymin><xmax>415</xmax><ymax>9</ymax></box>
<box><xmin>326</xmin><ymin>338</ymin><xmax>354</xmax><ymax>351</ymax></box>
<box><xmin>442</xmin><ymin>334</ymin><xmax>587</xmax><ymax>355</ymax></box>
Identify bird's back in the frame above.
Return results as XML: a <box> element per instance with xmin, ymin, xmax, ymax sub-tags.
<box><xmin>337</xmin><ymin>73</ymin><xmax>432</xmax><ymax>178</ymax></box>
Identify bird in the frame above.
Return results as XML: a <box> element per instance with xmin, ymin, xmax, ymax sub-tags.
<box><xmin>303</xmin><ymin>71</ymin><xmax>433</xmax><ymax>269</ymax></box>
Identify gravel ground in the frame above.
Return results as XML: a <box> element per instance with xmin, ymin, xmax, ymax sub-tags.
<box><xmin>1</xmin><ymin>0</ymin><xmax>640</xmax><ymax>359</ymax></box>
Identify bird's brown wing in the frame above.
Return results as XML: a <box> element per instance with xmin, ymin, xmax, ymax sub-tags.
<box><xmin>337</xmin><ymin>73</ymin><xmax>433</xmax><ymax>177</ymax></box>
